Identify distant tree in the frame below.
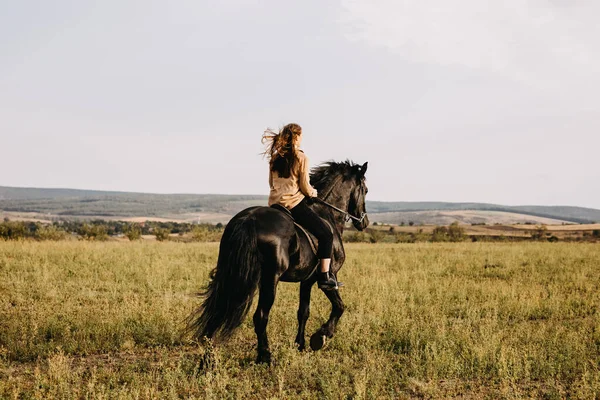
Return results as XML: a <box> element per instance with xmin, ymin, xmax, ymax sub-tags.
<box><xmin>125</xmin><ymin>224</ymin><xmax>142</xmax><ymax>241</ymax></box>
<box><xmin>154</xmin><ymin>227</ymin><xmax>170</xmax><ymax>242</ymax></box>
<box><xmin>80</xmin><ymin>224</ymin><xmax>108</xmax><ymax>241</ymax></box>
<box><xmin>592</xmin><ymin>230</ymin><xmax>600</xmax><ymax>238</ymax></box>
<box><xmin>408</xmin><ymin>221</ymin><xmax>414</xmax><ymax>226</ymax></box>
<box><xmin>3</xmin><ymin>217</ymin><xmax>9</xmax><ymax>222</ymax></box>
<box><xmin>448</xmin><ymin>222</ymin><xmax>466</xmax><ymax>242</ymax></box>
<box><xmin>400</xmin><ymin>222</ymin><xmax>405</xmax><ymax>226</ymax></box>
<box><xmin>216</xmin><ymin>222</ymin><xmax>223</xmax><ymax>229</ymax></box>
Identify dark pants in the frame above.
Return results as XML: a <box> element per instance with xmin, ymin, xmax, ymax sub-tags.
<box><xmin>290</xmin><ymin>198</ymin><xmax>333</xmax><ymax>259</ymax></box>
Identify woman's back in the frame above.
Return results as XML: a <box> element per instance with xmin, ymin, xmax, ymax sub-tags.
<box><xmin>268</xmin><ymin>150</ymin><xmax>317</xmax><ymax>209</ymax></box>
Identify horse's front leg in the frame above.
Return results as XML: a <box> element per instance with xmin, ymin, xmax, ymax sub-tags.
<box><xmin>253</xmin><ymin>274</ymin><xmax>278</xmax><ymax>364</ymax></box>
<box><xmin>310</xmin><ymin>286</ymin><xmax>345</xmax><ymax>351</ymax></box>
<box><xmin>295</xmin><ymin>280</ymin><xmax>315</xmax><ymax>351</ymax></box>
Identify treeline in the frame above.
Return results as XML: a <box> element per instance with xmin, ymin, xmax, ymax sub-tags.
<box><xmin>3</xmin><ymin>218</ymin><xmax>599</xmax><ymax>243</ymax></box>
<box><xmin>344</xmin><ymin>223</ymin><xmax>600</xmax><ymax>243</ymax></box>
<box><xmin>345</xmin><ymin>222</ymin><xmax>469</xmax><ymax>243</ymax></box>
<box><xmin>0</xmin><ymin>219</ymin><xmax>225</xmax><ymax>242</ymax></box>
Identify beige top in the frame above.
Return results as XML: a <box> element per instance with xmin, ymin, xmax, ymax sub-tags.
<box><xmin>268</xmin><ymin>150</ymin><xmax>318</xmax><ymax>209</ymax></box>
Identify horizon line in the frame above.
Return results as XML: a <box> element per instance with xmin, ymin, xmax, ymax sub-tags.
<box><xmin>1</xmin><ymin>184</ymin><xmax>599</xmax><ymax>211</ymax></box>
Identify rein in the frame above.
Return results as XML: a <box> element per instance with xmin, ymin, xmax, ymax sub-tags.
<box><xmin>314</xmin><ymin>175</ymin><xmax>367</xmax><ymax>224</ymax></box>
<box><xmin>314</xmin><ymin>197</ymin><xmax>367</xmax><ymax>224</ymax></box>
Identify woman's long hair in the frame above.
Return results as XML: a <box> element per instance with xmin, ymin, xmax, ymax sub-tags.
<box><xmin>262</xmin><ymin>123</ymin><xmax>302</xmax><ymax>178</ymax></box>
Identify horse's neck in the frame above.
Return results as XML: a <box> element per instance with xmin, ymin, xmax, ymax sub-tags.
<box><xmin>317</xmin><ymin>181</ymin><xmax>351</xmax><ymax>232</ymax></box>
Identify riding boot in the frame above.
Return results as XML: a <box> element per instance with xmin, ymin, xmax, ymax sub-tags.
<box><xmin>318</xmin><ymin>271</ymin><xmax>340</xmax><ymax>290</ymax></box>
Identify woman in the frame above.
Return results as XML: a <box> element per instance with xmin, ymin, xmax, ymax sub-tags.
<box><xmin>262</xmin><ymin>123</ymin><xmax>339</xmax><ymax>289</ymax></box>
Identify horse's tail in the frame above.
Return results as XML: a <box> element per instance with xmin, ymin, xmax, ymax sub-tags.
<box><xmin>187</xmin><ymin>213</ymin><xmax>261</xmax><ymax>341</ymax></box>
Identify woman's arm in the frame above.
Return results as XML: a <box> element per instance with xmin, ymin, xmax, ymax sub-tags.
<box><xmin>298</xmin><ymin>153</ymin><xmax>318</xmax><ymax>198</ymax></box>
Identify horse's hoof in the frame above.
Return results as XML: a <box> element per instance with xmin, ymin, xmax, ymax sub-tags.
<box><xmin>296</xmin><ymin>339</ymin><xmax>306</xmax><ymax>352</ymax></box>
<box><xmin>310</xmin><ymin>333</ymin><xmax>326</xmax><ymax>351</ymax></box>
<box><xmin>256</xmin><ymin>351</ymin><xmax>271</xmax><ymax>365</ymax></box>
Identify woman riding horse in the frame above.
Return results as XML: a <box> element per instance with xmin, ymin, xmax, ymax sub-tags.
<box><xmin>262</xmin><ymin>123</ymin><xmax>339</xmax><ymax>290</ymax></box>
<box><xmin>188</xmin><ymin>123</ymin><xmax>369</xmax><ymax>363</ymax></box>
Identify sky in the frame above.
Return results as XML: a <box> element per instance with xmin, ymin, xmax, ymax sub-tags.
<box><xmin>1</xmin><ymin>0</ymin><xmax>599</xmax><ymax>208</ymax></box>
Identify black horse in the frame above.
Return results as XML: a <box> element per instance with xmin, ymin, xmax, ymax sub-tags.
<box><xmin>188</xmin><ymin>160</ymin><xmax>369</xmax><ymax>363</ymax></box>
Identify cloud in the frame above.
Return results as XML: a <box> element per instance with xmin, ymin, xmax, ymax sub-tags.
<box><xmin>340</xmin><ymin>0</ymin><xmax>600</xmax><ymax>89</ymax></box>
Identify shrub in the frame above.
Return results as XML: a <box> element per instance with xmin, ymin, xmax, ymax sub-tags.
<box><xmin>124</xmin><ymin>224</ymin><xmax>142</xmax><ymax>241</ymax></box>
<box><xmin>154</xmin><ymin>228</ymin><xmax>170</xmax><ymax>242</ymax></box>
<box><xmin>592</xmin><ymin>230</ymin><xmax>600</xmax><ymax>238</ymax></box>
<box><xmin>79</xmin><ymin>224</ymin><xmax>108</xmax><ymax>241</ymax></box>
<box><xmin>369</xmin><ymin>229</ymin><xmax>386</xmax><ymax>243</ymax></box>
<box><xmin>344</xmin><ymin>231</ymin><xmax>368</xmax><ymax>243</ymax></box>
<box><xmin>35</xmin><ymin>224</ymin><xmax>68</xmax><ymax>241</ymax></box>
<box><xmin>448</xmin><ymin>222</ymin><xmax>466</xmax><ymax>242</ymax></box>
<box><xmin>431</xmin><ymin>226</ymin><xmax>449</xmax><ymax>242</ymax></box>
<box><xmin>395</xmin><ymin>233</ymin><xmax>415</xmax><ymax>243</ymax></box>
<box><xmin>0</xmin><ymin>221</ymin><xmax>27</xmax><ymax>240</ymax></box>
<box><xmin>191</xmin><ymin>226</ymin><xmax>210</xmax><ymax>242</ymax></box>
<box><xmin>531</xmin><ymin>225</ymin><xmax>548</xmax><ymax>241</ymax></box>
<box><xmin>412</xmin><ymin>229</ymin><xmax>429</xmax><ymax>243</ymax></box>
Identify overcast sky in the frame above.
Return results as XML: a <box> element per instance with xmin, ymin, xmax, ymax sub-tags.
<box><xmin>1</xmin><ymin>1</ymin><xmax>598</xmax><ymax>208</ymax></box>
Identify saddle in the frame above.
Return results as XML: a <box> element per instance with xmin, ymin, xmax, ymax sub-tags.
<box><xmin>270</xmin><ymin>204</ymin><xmax>318</xmax><ymax>256</ymax></box>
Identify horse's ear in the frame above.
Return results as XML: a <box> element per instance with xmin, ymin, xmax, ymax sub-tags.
<box><xmin>360</xmin><ymin>162</ymin><xmax>368</xmax><ymax>177</ymax></box>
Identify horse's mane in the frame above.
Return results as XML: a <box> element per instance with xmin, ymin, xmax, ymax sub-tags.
<box><xmin>310</xmin><ymin>160</ymin><xmax>359</xmax><ymax>192</ymax></box>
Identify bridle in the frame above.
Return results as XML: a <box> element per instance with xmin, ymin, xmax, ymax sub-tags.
<box><xmin>314</xmin><ymin>197</ymin><xmax>367</xmax><ymax>224</ymax></box>
<box><xmin>314</xmin><ymin>175</ymin><xmax>368</xmax><ymax>224</ymax></box>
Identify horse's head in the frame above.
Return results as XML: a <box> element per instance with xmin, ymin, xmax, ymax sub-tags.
<box><xmin>310</xmin><ymin>160</ymin><xmax>370</xmax><ymax>231</ymax></box>
<box><xmin>348</xmin><ymin>162</ymin><xmax>370</xmax><ymax>231</ymax></box>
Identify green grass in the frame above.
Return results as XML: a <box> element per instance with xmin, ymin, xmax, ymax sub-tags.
<box><xmin>1</xmin><ymin>241</ymin><xmax>599</xmax><ymax>398</ymax></box>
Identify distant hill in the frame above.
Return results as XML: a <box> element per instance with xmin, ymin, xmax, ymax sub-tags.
<box><xmin>1</xmin><ymin>186</ymin><xmax>599</xmax><ymax>224</ymax></box>
<box><xmin>0</xmin><ymin>186</ymin><xmax>127</xmax><ymax>200</ymax></box>
<box><xmin>367</xmin><ymin>201</ymin><xmax>600</xmax><ymax>224</ymax></box>
<box><xmin>369</xmin><ymin>210</ymin><xmax>570</xmax><ymax>226</ymax></box>
<box><xmin>0</xmin><ymin>186</ymin><xmax>265</xmax><ymax>218</ymax></box>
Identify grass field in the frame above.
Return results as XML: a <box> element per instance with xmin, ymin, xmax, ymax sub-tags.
<box><xmin>1</xmin><ymin>241</ymin><xmax>599</xmax><ymax>399</ymax></box>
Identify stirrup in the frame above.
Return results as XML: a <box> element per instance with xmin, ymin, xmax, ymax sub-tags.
<box><xmin>318</xmin><ymin>282</ymin><xmax>339</xmax><ymax>290</ymax></box>
<box><xmin>318</xmin><ymin>277</ymin><xmax>343</xmax><ymax>290</ymax></box>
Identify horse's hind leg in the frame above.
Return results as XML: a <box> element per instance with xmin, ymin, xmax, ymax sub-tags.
<box><xmin>253</xmin><ymin>274</ymin><xmax>278</xmax><ymax>364</ymax></box>
<box><xmin>310</xmin><ymin>288</ymin><xmax>345</xmax><ymax>351</ymax></box>
<box><xmin>295</xmin><ymin>280</ymin><xmax>315</xmax><ymax>351</ymax></box>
